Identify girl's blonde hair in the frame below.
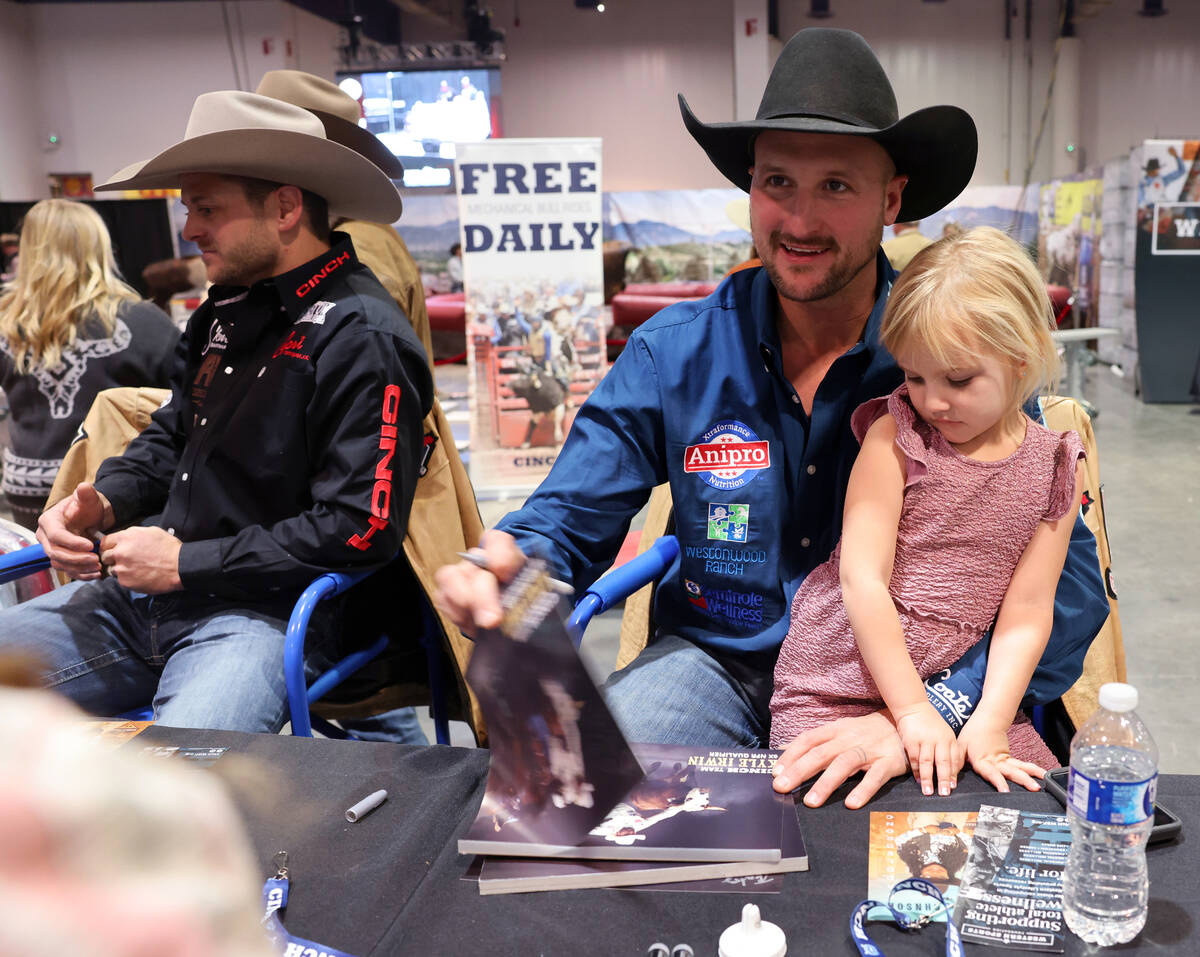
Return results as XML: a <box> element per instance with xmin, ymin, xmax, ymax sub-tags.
<box><xmin>881</xmin><ymin>226</ymin><xmax>1059</xmax><ymax>407</ymax></box>
<box><xmin>0</xmin><ymin>199</ymin><xmax>139</xmax><ymax>373</ymax></box>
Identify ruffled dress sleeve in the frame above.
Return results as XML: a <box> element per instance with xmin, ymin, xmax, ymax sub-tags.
<box><xmin>1045</xmin><ymin>429</ymin><xmax>1087</xmax><ymax>521</ymax></box>
<box><xmin>850</xmin><ymin>384</ymin><xmax>932</xmax><ymax>487</ymax></box>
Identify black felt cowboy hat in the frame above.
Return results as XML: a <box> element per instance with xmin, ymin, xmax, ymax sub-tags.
<box><xmin>679</xmin><ymin>28</ymin><xmax>977</xmax><ymax>223</ymax></box>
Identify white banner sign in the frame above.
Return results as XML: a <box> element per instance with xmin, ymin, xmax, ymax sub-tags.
<box><xmin>456</xmin><ymin>138</ymin><xmax>607</xmax><ymax>492</ymax></box>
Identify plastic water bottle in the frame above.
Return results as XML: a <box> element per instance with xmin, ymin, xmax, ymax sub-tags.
<box><xmin>1062</xmin><ymin>682</ymin><xmax>1158</xmax><ymax>946</ymax></box>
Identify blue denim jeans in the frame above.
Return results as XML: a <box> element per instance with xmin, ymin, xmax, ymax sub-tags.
<box><xmin>0</xmin><ymin>578</ymin><xmax>341</xmax><ymax>733</ymax></box>
<box><xmin>338</xmin><ymin>707</ymin><xmax>429</xmax><ymax>745</ymax></box>
<box><xmin>603</xmin><ymin>633</ymin><xmax>769</xmax><ymax>747</ymax></box>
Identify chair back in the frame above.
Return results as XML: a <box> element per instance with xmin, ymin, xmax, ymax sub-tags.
<box><xmin>1040</xmin><ymin>395</ymin><xmax>1126</xmax><ymax>730</ymax></box>
<box><xmin>615</xmin><ymin>483</ymin><xmax>675</xmax><ymax>671</ymax></box>
<box><xmin>46</xmin><ymin>387</ymin><xmax>170</xmax><ymax>511</ymax></box>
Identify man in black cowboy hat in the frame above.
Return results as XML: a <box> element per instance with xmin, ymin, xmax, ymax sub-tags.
<box><xmin>0</xmin><ymin>90</ymin><xmax>434</xmax><ymax>734</ymax></box>
<box><xmin>438</xmin><ymin>29</ymin><xmax>1107</xmax><ymax>807</ymax></box>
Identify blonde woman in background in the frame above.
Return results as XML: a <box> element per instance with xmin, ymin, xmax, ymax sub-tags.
<box><xmin>0</xmin><ymin>199</ymin><xmax>177</xmax><ymax>529</ymax></box>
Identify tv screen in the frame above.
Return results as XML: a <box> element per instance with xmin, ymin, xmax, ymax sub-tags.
<box><xmin>337</xmin><ymin>67</ymin><xmax>502</xmax><ymax>189</ymax></box>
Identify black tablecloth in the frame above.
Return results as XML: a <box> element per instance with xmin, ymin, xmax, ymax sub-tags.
<box><xmin>136</xmin><ymin>726</ymin><xmax>1198</xmax><ymax>956</ymax></box>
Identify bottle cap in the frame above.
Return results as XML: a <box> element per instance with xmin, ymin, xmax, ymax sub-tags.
<box><xmin>718</xmin><ymin>903</ymin><xmax>787</xmax><ymax>957</ymax></box>
<box><xmin>1098</xmin><ymin>682</ymin><xmax>1138</xmax><ymax>713</ymax></box>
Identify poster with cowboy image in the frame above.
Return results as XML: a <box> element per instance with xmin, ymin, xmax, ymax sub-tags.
<box><xmin>455</xmin><ymin>138</ymin><xmax>607</xmax><ymax>492</ymax></box>
<box><xmin>1134</xmin><ymin>139</ymin><xmax>1200</xmax><ymax>248</ymax></box>
<box><xmin>1131</xmin><ymin>139</ymin><xmax>1200</xmax><ymax>402</ymax></box>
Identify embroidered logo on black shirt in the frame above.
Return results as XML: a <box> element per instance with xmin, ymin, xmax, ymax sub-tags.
<box><xmin>273</xmin><ymin>330</ymin><xmax>310</xmax><ymax>361</ymax></box>
<box><xmin>295</xmin><ymin>251</ymin><xmax>351</xmax><ymax>299</ymax></box>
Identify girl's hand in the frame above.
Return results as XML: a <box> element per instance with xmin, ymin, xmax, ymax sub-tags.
<box><xmin>958</xmin><ymin>719</ymin><xmax>1046</xmax><ymax>793</ymax></box>
<box><xmin>894</xmin><ymin>703</ymin><xmax>962</xmax><ymax>797</ymax></box>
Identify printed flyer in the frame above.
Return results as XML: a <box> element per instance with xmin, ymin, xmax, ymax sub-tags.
<box><xmin>953</xmin><ymin>805</ymin><xmax>1069</xmax><ymax>952</ymax></box>
<box><xmin>867</xmin><ymin>811</ymin><xmax>977</xmax><ymax>924</ymax></box>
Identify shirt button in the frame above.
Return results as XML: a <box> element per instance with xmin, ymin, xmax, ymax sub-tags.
<box><xmin>800</xmin><ymin>537</ymin><xmax>811</xmax><ymax>548</ymax></box>
<box><xmin>224</xmin><ymin>366</ymin><xmax>233</xmax><ymax>375</ymax></box>
<box><xmin>167</xmin><ymin>527</ymin><xmax>176</xmax><ymax>536</ymax></box>
<box><xmin>806</xmin><ymin>464</ymin><xmax>817</xmax><ymax>475</ymax></box>
<box><xmin>181</xmin><ymin>473</ymin><xmax>189</xmax><ymax>482</ymax></box>
<box><xmin>791</xmin><ymin>394</ymin><xmax>800</xmax><ymax>404</ymax></box>
<box><xmin>200</xmin><ymin>418</ymin><xmax>208</xmax><ymax>426</ymax></box>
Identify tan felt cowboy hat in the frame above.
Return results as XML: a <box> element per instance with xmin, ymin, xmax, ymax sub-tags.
<box><xmin>96</xmin><ymin>90</ymin><xmax>403</xmax><ymax>223</ymax></box>
<box><xmin>255</xmin><ymin>69</ymin><xmax>405</xmax><ymax>180</ymax></box>
<box><xmin>680</xmin><ymin>28</ymin><xmax>977</xmax><ymax>223</ymax></box>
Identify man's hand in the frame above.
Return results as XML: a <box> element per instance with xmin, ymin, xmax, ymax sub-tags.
<box><xmin>434</xmin><ymin>530</ymin><xmax>528</xmax><ymax>634</ymax></box>
<box><xmin>893</xmin><ymin>702</ymin><xmax>963</xmax><ymax>797</ymax></box>
<box><xmin>97</xmin><ymin>527</ymin><xmax>182</xmax><ymax>594</ymax></box>
<box><xmin>772</xmin><ymin>711</ymin><xmax>910</xmax><ymax>809</ymax></box>
<box><xmin>36</xmin><ymin>482</ymin><xmax>114</xmax><ymax>580</ymax></box>
<box><xmin>958</xmin><ymin>717</ymin><xmax>1045</xmax><ymax>794</ymax></box>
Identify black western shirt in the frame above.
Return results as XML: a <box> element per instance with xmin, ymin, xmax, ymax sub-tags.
<box><xmin>93</xmin><ymin>233</ymin><xmax>433</xmax><ymax>610</ymax></box>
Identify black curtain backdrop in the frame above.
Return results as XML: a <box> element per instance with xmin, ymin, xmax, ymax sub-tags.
<box><xmin>0</xmin><ymin>198</ymin><xmax>175</xmax><ymax>300</ymax></box>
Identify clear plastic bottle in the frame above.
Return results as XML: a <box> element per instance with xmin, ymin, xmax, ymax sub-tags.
<box><xmin>1062</xmin><ymin>682</ymin><xmax>1158</xmax><ymax>946</ymax></box>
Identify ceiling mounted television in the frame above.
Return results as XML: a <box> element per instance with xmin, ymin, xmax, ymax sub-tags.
<box><xmin>337</xmin><ymin>66</ymin><xmax>502</xmax><ymax>189</ymax></box>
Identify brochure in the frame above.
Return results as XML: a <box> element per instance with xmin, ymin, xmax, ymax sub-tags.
<box><xmin>867</xmin><ymin>810</ymin><xmax>978</xmax><ymax>924</ymax></box>
<box><xmin>953</xmin><ymin>805</ymin><xmax>1069</xmax><ymax>952</ymax></box>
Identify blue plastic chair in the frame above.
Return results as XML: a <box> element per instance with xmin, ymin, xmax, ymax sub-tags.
<box><xmin>287</xmin><ymin>535</ymin><xmax>682</xmax><ymax>739</ymax></box>
<box><xmin>567</xmin><ymin>535</ymin><xmax>680</xmax><ymax>639</ymax></box>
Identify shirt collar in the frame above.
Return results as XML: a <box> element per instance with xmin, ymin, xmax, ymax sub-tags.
<box><xmin>206</xmin><ymin>232</ymin><xmax>360</xmax><ymax>325</ymax></box>
<box><xmin>272</xmin><ymin>231</ymin><xmax>359</xmax><ymax>322</ymax></box>
<box><xmin>754</xmin><ymin>248</ymin><xmax>896</xmax><ymax>362</ymax></box>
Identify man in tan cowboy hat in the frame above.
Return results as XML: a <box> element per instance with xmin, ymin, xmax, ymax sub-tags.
<box><xmin>255</xmin><ymin>69</ymin><xmax>437</xmax><ymax>373</ymax></box>
<box><xmin>254</xmin><ymin>69</ymin><xmax>487</xmax><ymax>744</ymax></box>
<box><xmin>0</xmin><ymin>90</ymin><xmax>435</xmax><ymax>735</ymax></box>
<box><xmin>438</xmin><ymin>28</ymin><xmax>1109</xmax><ymax>806</ymax></box>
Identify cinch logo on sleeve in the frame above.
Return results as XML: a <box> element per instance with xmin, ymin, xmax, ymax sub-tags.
<box><xmin>347</xmin><ymin>384</ymin><xmax>403</xmax><ymax>551</ymax></box>
<box><xmin>684</xmin><ymin>421</ymin><xmax>770</xmax><ymax>490</ymax></box>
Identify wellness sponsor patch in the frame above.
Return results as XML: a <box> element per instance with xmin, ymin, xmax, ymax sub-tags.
<box><xmin>707</xmin><ymin>503</ymin><xmax>749</xmax><ymax>542</ymax></box>
<box><xmin>682</xmin><ymin>580</ymin><xmax>765</xmax><ymax>629</ymax></box>
<box><xmin>684</xmin><ymin>421</ymin><xmax>770</xmax><ymax>491</ymax></box>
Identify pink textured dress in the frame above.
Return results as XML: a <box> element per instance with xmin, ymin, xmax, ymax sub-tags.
<box><xmin>768</xmin><ymin>385</ymin><xmax>1085</xmax><ymax>769</ymax></box>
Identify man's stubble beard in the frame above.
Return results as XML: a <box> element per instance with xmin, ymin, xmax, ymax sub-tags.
<box><xmin>755</xmin><ymin>211</ymin><xmax>885</xmax><ymax>306</ymax></box>
<box><xmin>207</xmin><ymin>223</ymin><xmax>280</xmax><ymax>288</ymax></box>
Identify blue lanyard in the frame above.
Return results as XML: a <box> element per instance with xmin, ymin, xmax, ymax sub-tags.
<box><xmin>850</xmin><ymin>878</ymin><xmax>963</xmax><ymax>957</ymax></box>
<box><xmin>262</xmin><ymin>854</ymin><xmax>359</xmax><ymax>957</ymax></box>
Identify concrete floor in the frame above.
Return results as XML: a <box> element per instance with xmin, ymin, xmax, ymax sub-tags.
<box><xmin>431</xmin><ymin>362</ymin><xmax>1200</xmax><ymax>773</ymax></box>
<box><xmin>1082</xmin><ymin>370</ymin><xmax>1200</xmax><ymax>773</ymax></box>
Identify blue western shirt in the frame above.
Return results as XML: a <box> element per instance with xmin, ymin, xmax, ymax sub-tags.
<box><xmin>498</xmin><ymin>254</ymin><xmax>1109</xmax><ymax>727</ymax></box>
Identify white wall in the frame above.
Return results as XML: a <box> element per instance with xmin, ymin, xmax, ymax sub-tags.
<box><xmin>0</xmin><ymin>0</ymin><xmax>338</xmax><ymax>199</ymax></box>
<box><xmin>284</xmin><ymin>2</ymin><xmax>341</xmax><ymax>79</ymax></box>
<box><xmin>1076</xmin><ymin>3</ymin><xmax>1200</xmax><ymax>167</ymax></box>
<box><xmin>0</xmin><ymin>1</ymin><xmax>45</xmax><ymax>199</ymax></box>
<box><xmin>488</xmin><ymin>0</ymin><xmax>733</xmax><ymax>192</ymax></box>
<box><xmin>1</xmin><ymin>0</ymin><xmax>1198</xmax><ymax>201</ymax></box>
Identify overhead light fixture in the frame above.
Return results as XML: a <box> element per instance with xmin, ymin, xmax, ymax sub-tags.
<box><xmin>575</xmin><ymin>0</ymin><xmax>604</xmax><ymax>8</ymax></box>
<box><xmin>808</xmin><ymin>0</ymin><xmax>832</xmax><ymax>18</ymax></box>
<box><xmin>1136</xmin><ymin>0</ymin><xmax>1166</xmax><ymax>14</ymax></box>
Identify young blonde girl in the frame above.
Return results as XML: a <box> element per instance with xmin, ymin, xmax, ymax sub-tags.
<box><xmin>0</xmin><ymin>199</ymin><xmax>176</xmax><ymax>527</ymax></box>
<box><xmin>769</xmin><ymin>226</ymin><xmax>1085</xmax><ymax>798</ymax></box>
